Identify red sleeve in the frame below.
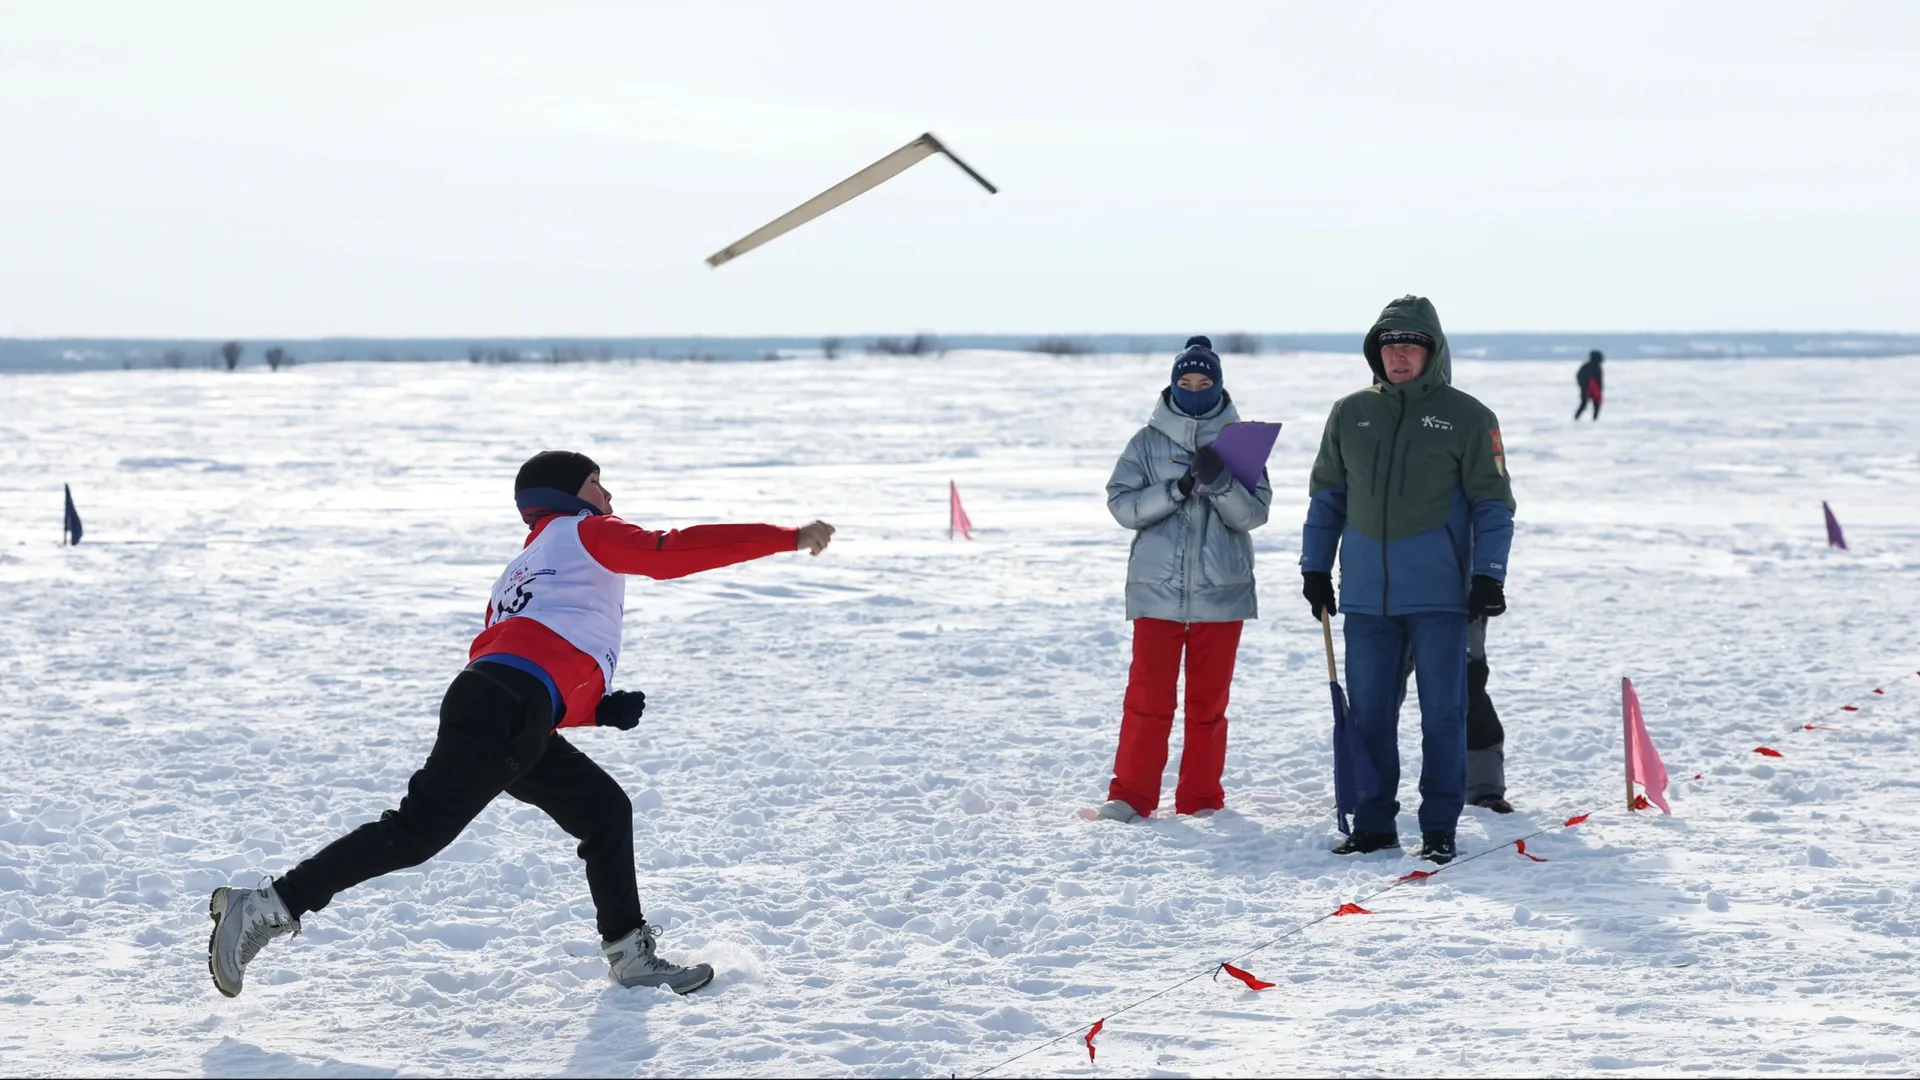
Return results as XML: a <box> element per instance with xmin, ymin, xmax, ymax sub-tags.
<box><xmin>576</xmin><ymin>516</ymin><xmax>799</xmax><ymax>579</ymax></box>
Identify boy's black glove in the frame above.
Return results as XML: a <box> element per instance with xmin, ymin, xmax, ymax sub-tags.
<box><xmin>595</xmin><ymin>690</ymin><xmax>646</xmax><ymax>730</ymax></box>
<box><xmin>1468</xmin><ymin>575</ymin><xmax>1506</xmax><ymax>619</ymax></box>
<box><xmin>1302</xmin><ymin>571</ymin><xmax>1337</xmax><ymax>619</ymax></box>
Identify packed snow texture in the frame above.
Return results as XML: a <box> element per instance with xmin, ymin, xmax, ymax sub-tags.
<box><xmin>2</xmin><ymin>353</ymin><xmax>1918</xmax><ymax>1077</ymax></box>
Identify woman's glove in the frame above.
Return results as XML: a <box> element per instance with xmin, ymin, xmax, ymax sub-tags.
<box><xmin>1192</xmin><ymin>444</ymin><xmax>1227</xmax><ymax>487</ymax></box>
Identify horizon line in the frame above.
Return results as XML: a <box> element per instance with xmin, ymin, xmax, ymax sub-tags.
<box><xmin>5</xmin><ymin>329</ymin><xmax>1919</xmax><ymax>343</ymax></box>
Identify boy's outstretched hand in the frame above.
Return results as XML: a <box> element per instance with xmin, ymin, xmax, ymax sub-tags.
<box><xmin>797</xmin><ymin>521</ymin><xmax>836</xmax><ymax>556</ymax></box>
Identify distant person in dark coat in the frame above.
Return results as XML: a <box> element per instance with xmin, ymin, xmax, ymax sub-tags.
<box><xmin>1574</xmin><ymin>350</ymin><xmax>1604</xmax><ymax>420</ymax></box>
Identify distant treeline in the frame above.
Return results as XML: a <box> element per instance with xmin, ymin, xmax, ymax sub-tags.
<box><xmin>4</xmin><ymin>332</ymin><xmax>1918</xmax><ymax>373</ymax></box>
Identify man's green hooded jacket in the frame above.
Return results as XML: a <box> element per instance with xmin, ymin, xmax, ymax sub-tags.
<box><xmin>1299</xmin><ymin>296</ymin><xmax>1516</xmax><ymax>615</ymax></box>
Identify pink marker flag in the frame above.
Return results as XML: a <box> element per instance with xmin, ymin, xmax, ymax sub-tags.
<box><xmin>1623</xmin><ymin>677</ymin><xmax>1671</xmax><ymax>814</ymax></box>
<box><xmin>1822</xmin><ymin>501</ymin><xmax>1847</xmax><ymax>550</ymax></box>
<box><xmin>949</xmin><ymin>481</ymin><xmax>973</xmax><ymax>540</ymax></box>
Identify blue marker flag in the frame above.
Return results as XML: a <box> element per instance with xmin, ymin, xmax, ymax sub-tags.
<box><xmin>63</xmin><ymin>484</ymin><xmax>83</xmax><ymax>545</ymax></box>
<box><xmin>1323</xmin><ymin>611</ymin><xmax>1356</xmax><ymax>835</ymax></box>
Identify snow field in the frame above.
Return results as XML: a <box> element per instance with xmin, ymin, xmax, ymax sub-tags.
<box><xmin>1</xmin><ymin>352</ymin><xmax>1918</xmax><ymax>1076</ymax></box>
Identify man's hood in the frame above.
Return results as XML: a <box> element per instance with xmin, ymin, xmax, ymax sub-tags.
<box><xmin>1148</xmin><ymin>388</ymin><xmax>1240</xmax><ymax>451</ymax></box>
<box><xmin>1363</xmin><ymin>295</ymin><xmax>1452</xmax><ymax>397</ymax></box>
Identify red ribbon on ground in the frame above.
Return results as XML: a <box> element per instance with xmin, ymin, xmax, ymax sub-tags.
<box><xmin>1219</xmin><ymin>963</ymin><xmax>1275</xmax><ymax>991</ymax></box>
<box><xmin>1515</xmin><ymin>839</ymin><xmax>1547</xmax><ymax>862</ymax></box>
<box><xmin>1691</xmin><ymin>774</ymin><xmax>1702</xmax><ymax>781</ymax></box>
<box><xmin>1874</xmin><ymin>688</ymin><xmax>1885</xmax><ymax>695</ymax></box>
<box><xmin>1333</xmin><ymin>903</ymin><xmax>1372</xmax><ymax>916</ymax></box>
<box><xmin>1754</xmin><ymin>746</ymin><xmax>1784</xmax><ymax>757</ymax></box>
<box><xmin>1564</xmin><ymin>813</ymin><xmax>1590</xmax><ymax>827</ymax></box>
<box><xmin>1632</xmin><ymin>794</ymin><xmax>1653</xmax><ymax>809</ymax></box>
<box><xmin>1842</xmin><ymin>705</ymin><xmax>1860</xmax><ymax>712</ymax></box>
<box><xmin>1804</xmin><ymin>724</ymin><xmax>1838</xmax><ymax>731</ymax></box>
<box><xmin>1396</xmin><ymin>869</ymin><xmax>1436</xmax><ymax>883</ymax></box>
<box><xmin>1084</xmin><ymin>1019</ymin><xmax>1103</xmax><ymax>1062</ymax></box>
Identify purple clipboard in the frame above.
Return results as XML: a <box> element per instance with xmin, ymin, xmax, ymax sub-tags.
<box><xmin>1210</xmin><ymin>421</ymin><xmax>1281</xmax><ymax>491</ymax></box>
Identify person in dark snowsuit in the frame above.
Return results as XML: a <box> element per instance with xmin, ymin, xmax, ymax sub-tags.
<box><xmin>1463</xmin><ymin>619</ymin><xmax>1509</xmax><ymax>810</ymax></box>
<box><xmin>1300</xmin><ymin>296</ymin><xmax>1516</xmax><ymax>864</ymax></box>
<box><xmin>1574</xmin><ymin>349</ymin><xmax>1604</xmax><ymax>420</ymax></box>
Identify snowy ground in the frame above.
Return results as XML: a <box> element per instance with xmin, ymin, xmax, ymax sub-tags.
<box><xmin>2</xmin><ymin>351</ymin><xmax>1919</xmax><ymax>1078</ymax></box>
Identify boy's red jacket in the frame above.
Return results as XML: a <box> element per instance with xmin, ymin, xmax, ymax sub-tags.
<box><xmin>470</xmin><ymin>513</ymin><xmax>797</xmax><ymax>728</ymax></box>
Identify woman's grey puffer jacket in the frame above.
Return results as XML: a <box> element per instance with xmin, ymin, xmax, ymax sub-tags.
<box><xmin>1106</xmin><ymin>391</ymin><xmax>1273</xmax><ymax>623</ymax></box>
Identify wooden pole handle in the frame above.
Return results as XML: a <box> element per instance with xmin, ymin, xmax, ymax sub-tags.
<box><xmin>1320</xmin><ymin>610</ymin><xmax>1338</xmax><ymax>683</ymax></box>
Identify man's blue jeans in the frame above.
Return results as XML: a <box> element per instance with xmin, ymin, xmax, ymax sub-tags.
<box><xmin>1344</xmin><ymin>611</ymin><xmax>1469</xmax><ymax>836</ymax></box>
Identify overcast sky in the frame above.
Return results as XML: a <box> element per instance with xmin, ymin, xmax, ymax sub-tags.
<box><xmin>2</xmin><ymin>2</ymin><xmax>1916</xmax><ymax>336</ymax></box>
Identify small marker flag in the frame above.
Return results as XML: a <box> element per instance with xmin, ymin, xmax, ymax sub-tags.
<box><xmin>1219</xmin><ymin>963</ymin><xmax>1275</xmax><ymax>991</ymax></box>
<box><xmin>1563</xmin><ymin>813</ymin><xmax>1590</xmax><ymax>827</ymax></box>
<box><xmin>949</xmin><ymin>481</ymin><xmax>973</xmax><ymax>540</ymax></box>
<box><xmin>1084</xmin><ymin>1018</ymin><xmax>1103</xmax><ymax>1062</ymax></box>
<box><xmin>1623</xmin><ymin>678</ymin><xmax>1671</xmax><ymax>813</ymax></box>
<box><xmin>1754</xmin><ymin>746</ymin><xmax>1783</xmax><ymax>758</ymax></box>
<box><xmin>1515</xmin><ymin>839</ymin><xmax>1547</xmax><ymax>862</ymax></box>
<box><xmin>63</xmin><ymin>484</ymin><xmax>83</xmax><ymax>545</ymax></box>
<box><xmin>1324</xmin><ymin>610</ymin><xmax>1358</xmax><ymax>836</ymax></box>
<box><xmin>1333</xmin><ymin>903</ymin><xmax>1372</xmax><ymax>916</ymax></box>
<box><xmin>1823</xmin><ymin>501</ymin><xmax>1848</xmax><ymax>550</ymax></box>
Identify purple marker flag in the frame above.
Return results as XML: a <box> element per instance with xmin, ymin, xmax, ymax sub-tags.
<box><xmin>1822</xmin><ymin>501</ymin><xmax>1847</xmax><ymax>550</ymax></box>
<box><xmin>63</xmin><ymin>484</ymin><xmax>83</xmax><ymax>546</ymax></box>
<box><xmin>1208</xmin><ymin>421</ymin><xmax>1281</xmax><ymax>491</ymax></box>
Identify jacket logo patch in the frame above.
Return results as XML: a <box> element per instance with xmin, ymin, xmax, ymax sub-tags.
<box><xmin>1420</xmin><ymin>415</ymin><xmax>1453</xmax><ymax>430</ymax></box>
<box><xmin>1490</xmin><ymin>429</ymin><xmax>1505</xmax><ymax>453</ymax></box>
<box><xmin>1357</xmin><ymin>421</ymin><xmax>1371</xmax><ymax>427</ymax></box>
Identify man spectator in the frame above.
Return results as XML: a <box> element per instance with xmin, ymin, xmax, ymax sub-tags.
<box><xmin>1301</xmin><ymin>296</ymin><xmax>1516</xmax><ymax>863</ymax></box>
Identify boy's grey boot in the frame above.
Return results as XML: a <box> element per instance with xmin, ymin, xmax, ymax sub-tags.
<box><xmin>604</xmin><ymin>923</ymin><xmax>714</xmax><ymax>995</ymax></box>
<box><xmin>207</xmin><ymin>880</ymin><xmax>299</xmax><ymax>998</ymax></box>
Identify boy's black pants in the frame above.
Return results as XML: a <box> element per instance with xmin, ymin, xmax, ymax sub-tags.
<box><xmin>275</xmin><ymin>664</ymin><xmax>644</xmax><ymax>943</ymax></box>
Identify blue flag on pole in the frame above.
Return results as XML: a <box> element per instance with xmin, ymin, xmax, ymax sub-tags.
<box><xmin>63</xmin><ymin>484</ymin><xmax>83</xmax><ymax>545</ymax></box>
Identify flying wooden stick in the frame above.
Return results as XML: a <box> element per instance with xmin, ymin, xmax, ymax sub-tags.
<box><xmin>705</xmin><ymin>132</ymin><xmax>997</xmax><ymax>268</ymax></box>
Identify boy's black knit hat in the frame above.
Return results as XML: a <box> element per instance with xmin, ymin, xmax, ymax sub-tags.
<box><xmin>514</xmin><ymin>450</ymin><xmax>599</xmax><ymax>495</ymax></box>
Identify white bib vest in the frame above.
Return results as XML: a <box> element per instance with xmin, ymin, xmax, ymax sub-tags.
<box><xmin>486</xmin><ymin>513</ymin><xmax>626</xmax><ymax>685</ymax></box>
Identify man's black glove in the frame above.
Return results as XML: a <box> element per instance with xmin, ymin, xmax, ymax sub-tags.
<box><xmin>1191</xmin><ymin>444</ymin><xmax>1227</xmax><ymax>487</ymax></box>
<box><xmin>595</xmin><ymin>690</ymin><xmax>646</xmax><ymax>730</ymax></box>
<box><xmin>1176</xmin><ymin>473</ymin><xmax>1195</xmax><ymax>499</ymax></box>
<box><xmin>1302</xmin><ymin>571</ymin><xmax>1337</xmax><ymax>619</ymax></box>
<box><xmin>1468</xmin><ymin>575</ymin><xmax>1506</xmax><ymax>619</ymax></box>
